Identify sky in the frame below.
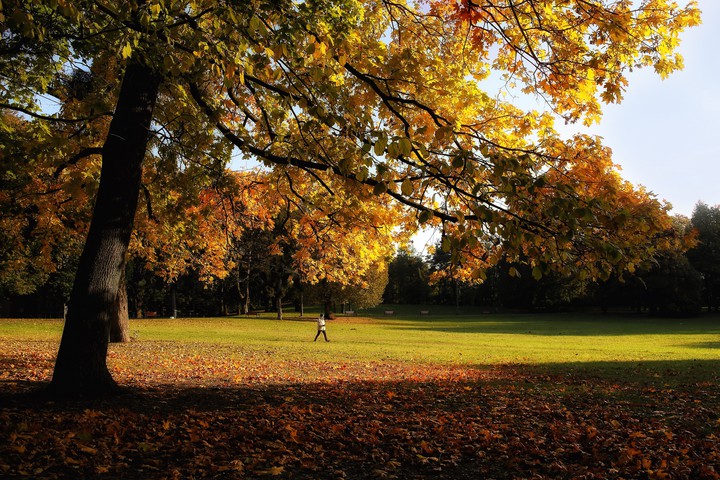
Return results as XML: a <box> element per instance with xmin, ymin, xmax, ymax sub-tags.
<box><xmin>560</xmin><ymin>0</ymin><xmax>720</xmax><ymax>218</ymax></box>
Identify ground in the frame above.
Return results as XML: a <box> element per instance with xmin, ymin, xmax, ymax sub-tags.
<box><xmin>1</xmin><ymin>313</ymin><xmax>719</xmax><ymax>479</ymax></box>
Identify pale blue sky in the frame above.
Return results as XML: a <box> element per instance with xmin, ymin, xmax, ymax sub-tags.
<box><xmin>562</xmin><ymin>0</ymin><xmax>720</xmax><ymax>218</ymax></box>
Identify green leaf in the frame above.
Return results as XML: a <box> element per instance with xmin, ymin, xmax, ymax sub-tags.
<box><xmin>441</xmin><ymin>236</ymin><xmax>451</xmax><ymax>252</ymax></box>
<box><xmin>471</xmin><ymin>268</ymin><xmax>487</xmax><ymax>281</ymax></box>
<box><xmin>401</xmin><ymin>179</ymin><xmax>414</xmax><ymax>196</ymax></box>
<box><xmin>374</xmin><ymin>136</ymin><xmax>387</xmax><ymax>156</ymax></box>
<box><xmin>397</xmin><ymin>137</ymin><xmax>412</xmax><ymax>157</ymax></box>
<box><xmin>532</xmin><ymin>266</ymin><xmax>543</xmax><ymax>281</ymax></box>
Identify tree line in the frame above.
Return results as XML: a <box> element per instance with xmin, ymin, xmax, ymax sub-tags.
<box><xmin>0</xmin><ymin>169</ymin><xmax>398</xmax><ymax>321</ymax></box>
<box><xmin>3</xmin><ymin>200</ymin><xmax>718</xmax><ymax>319</ymax></box>
<box><xmin>386</xmin><ymin>203</ymin><xmax>720</xmax><ymax>317</ymax></box>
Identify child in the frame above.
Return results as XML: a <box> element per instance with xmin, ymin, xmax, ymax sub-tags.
<box><xmin>314</xmin><ymin>313</ymin><xmax>329</xmax><ymax>342</ymax></box>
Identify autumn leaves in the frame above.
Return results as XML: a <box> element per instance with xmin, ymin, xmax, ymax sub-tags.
<box><xmin>2</xmin><ymin>336</ymin><xmax>719</xmax><ymax>479</ymax></box>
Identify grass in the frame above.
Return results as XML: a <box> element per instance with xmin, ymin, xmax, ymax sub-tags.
<box><xmin>2</xmin><ymin>310</ymin><xmax>720</xmax><ymax>383</ymax></box>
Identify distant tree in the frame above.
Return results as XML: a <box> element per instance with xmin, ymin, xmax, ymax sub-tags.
<box><xmin>687</xmin><ymin>203</ymin><xmax>720</xmax><ymax>311</ymax></box>
<box><xmin>596</xmin><ymin>214</ymin><xmax>700</xmax><ymax>316</ymax></box>
<box><xmin>491</xmin><ymin>260</ymin><xmax>589</xmax><ymax>312</ymax></box>
<box><xmin>427</xmin><ymin>241</ymin><xmax>492</xmax><ymax>308</ymax></box>
<box><xmin>305</xmin><ymin>261</ymin><xmax>389</xmax><ymax>314</ymax></box>
<box><xmin>594</xmin><ymin>275</ymin><xmax>646</xmax><ymax>314</ymax></box>
<box><xmin>639</xmin><ymin>250</ymin><xmax>702</xmax><ymax>317</ymax></box>
<box><xmin>342</xmin><ymin>262</ymin><xmax>389</xmax><ymax>310</ymax></box>
<box><xmin>384</xmin><ymin>248</ymin><xmax>430</xmax><ymax>304</ymax></box>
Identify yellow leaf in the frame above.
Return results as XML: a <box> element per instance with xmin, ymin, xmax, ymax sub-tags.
<box><xmin>121</xmin><ymin>43</ymin><xmax>132</xmax><ymax>59</ymax></box>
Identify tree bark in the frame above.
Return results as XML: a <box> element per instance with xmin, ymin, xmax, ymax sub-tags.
<box><xmin>275</xmin><ymin>279</ymin><xmax>284</xmax><ymax>320</ymax></box>
<box><xmin>109</xmin><ymin>267</ymin><xmax>130</xmax><ymax>343</ymax></box>
<box><xmin>49</xmin><ymin>61</ymin><xmax>160</xmax><ymax>398</ymax></box>
<box><xmin>235</xmin><ymin>262</ymin><xmax>244</xmax><ymax>315</ymax></box>
<box><xmin>170</xmin><ymin>282</ymin><xmax>177</xmax><ymax>318</ymax></box>
<box><xmin>243</xmin><ymin>262</ymin><xmax>251</xmax><ymax>315</ymax></box>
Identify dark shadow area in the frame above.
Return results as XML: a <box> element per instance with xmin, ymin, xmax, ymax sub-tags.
<box><xmin>390</xmin><ymin>313</ymin><xmax>720</xmax><ymax>336</ymax></box>
<box><xmin>493</xmin><ymin>359</ymin><xmax>720</xmax><ymax>386</ymax></box>
<box><xmin>685</xmin><ymin>341</ymin><xmax>720</xmax><ymax>349</ymax></box>
<box><xmin>1</xmin><ymin>358</ymin><xmax>719</xmax><ymax>480</ymax></box>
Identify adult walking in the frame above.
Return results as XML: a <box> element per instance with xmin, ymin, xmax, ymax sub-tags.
<box><xmin>314</xmin><ymin>313</ymin><xmax>329</xmax><ymax>342</ymax></box>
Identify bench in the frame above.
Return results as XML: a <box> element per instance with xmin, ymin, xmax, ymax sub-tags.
<box><xmin>345</xmin><ymin>310</ymin><xmax>355</xmax><ymax>316</ymax></box>
<box><xmin>144</xmin><ymin>311</ymin><xmax>157</xmax><ymax>318</ymax></box>
<box><xmin>420</xmin><ymin>310</ymin><xmax>430</xmax><ymax>315</ymax></box>
<box><xmin>245</xmin><ymin>310</ymin><xmax>262</xmax><ymax>317</ymax></box>
<box><xmin>384</xmin><ymin>310</ymin><xmax>395</xmax><ymax>315</ymax></box>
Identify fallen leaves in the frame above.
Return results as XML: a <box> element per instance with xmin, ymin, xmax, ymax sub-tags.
<box><xmin>0</xmin><ymin>340</ymin><xmax>719</xmax><ymax>479</ymax></box>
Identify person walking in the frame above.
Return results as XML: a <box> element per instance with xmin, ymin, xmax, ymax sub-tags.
<box><xmin>314</xmin><ymin>313</ymin><xmax>329</xmax><ymax>342</ymax></box>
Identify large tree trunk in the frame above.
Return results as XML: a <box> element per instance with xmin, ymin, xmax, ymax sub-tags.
<box><xmin>49</xmin><ymin>62</ymin><xmax>160</xmax><ymax>398</ymax></box>
<box><xmin>109</xmin><ymin>267</ymin><xmax>130</xmax><ymax>343</ymax></box>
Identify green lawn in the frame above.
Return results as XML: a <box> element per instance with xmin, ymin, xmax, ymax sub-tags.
<box><xmin>3</xmin><ymin>311</ymin><xmax>719</xmax><ymax>382</ymax></box>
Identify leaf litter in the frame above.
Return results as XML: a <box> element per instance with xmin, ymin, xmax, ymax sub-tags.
<box><xmin>1</xmin><ymin>339</ymin><xmax>719</xmax><ymax>479</ymax></box>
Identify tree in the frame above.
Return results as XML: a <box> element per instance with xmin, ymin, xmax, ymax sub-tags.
<box><xmin>687</xmin><ymin>202</ymin><xmax>720</xmax><ymax>311</ymax></box>
<box><xmin>640</xmin><ymin>250</ymin><xmax>702</xmax><ymax>317</ymax></box>
<box><xmin>385</xmin><ymin>248</ymin><xmax>430</xmax><ymax>304</ymax></box>
<box><xmin>304</xmin><ymin>261</ymin><xmax>390</xmax><ymax>314</ymax></box>
<box><xmin>1</xmin><ymin>0</ymin><xmax>700</xmax><ymax>396</ymax></box>
<box><xmin>491</xmin><ymin>260</ymin><xmax>590</xmax><ymax>311</ymax></box>
<box><xmin>232</xmin><ymin>169</ymin><xmax>403</xmax><ymax>318</ymax></box>
<box><xmin>0</xmin><ymin>111</ymin><xmax>91</xmax><ymax>302</ymax></box>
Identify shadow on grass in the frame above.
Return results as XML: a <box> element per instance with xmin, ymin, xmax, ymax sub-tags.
<box><xmin>685</xmin><ymin>341</ymin><xmax>720</xmax><ymax>349</ymax></box>
<box><xmin>501</xmin><ymin>359</ymin><xmax>720</xmax><ymax>387</ymax></box>
<box><xmin>2</xmin><ymin>358</ymin><xmax>720</xmax><ymax>479</ymax></box>
<box><xmin>388</xmin><ymin>313</ymin><xmax>720</xmax><ymax>336</ymax></box>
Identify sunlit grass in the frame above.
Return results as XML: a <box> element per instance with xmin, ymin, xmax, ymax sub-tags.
<box><xmin>2</xmin><ymin>312</ymin><xmax>719</xmax><ymax>382</ymax></box>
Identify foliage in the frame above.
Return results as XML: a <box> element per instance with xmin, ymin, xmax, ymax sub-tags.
<box><xmin>0</xmin><ymin>111</ymin><xmax>90</xmax><ymax>296</ymax></box>
<box><xmin>640</xmin><ymin>250</ymin><xmax>703</xmax><ymax>317</ymax></box>
<box><xmin>688</xmin><ymin>202</ymin><xmax>720</xmax><ymax>311</ymax></box>
<box><xmin>383</xmin><ymin>248</ymin><xmax>431</xmax><ymax>304</ymax></box>
<box><xmin>304</xmin><ymin>260</ymin><xmax>390</xmax><ymax>312</ymax></box>
<box><xmin>1</xmin><ymin>0</ymin><xmax>701</xmax><ymax>281</ymax></box>
<box><xmin>593</xmin><ymin>214</ymin><xmax>701</xmax><ymax>317</ymax></box>
<box><xmin>491</xmin><ymin>260</ymin><xmax>590</xmax><ymax>311</ymax></box>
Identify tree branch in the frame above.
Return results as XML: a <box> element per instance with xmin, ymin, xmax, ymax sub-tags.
<box><xmin>0</xmin><ymin>103</ymin><xmax>111</xmax><ymax>124</ymax></box>
<box><xmin>53</xmin><ymin>147</ymin><xmax>104</xmax><ymax>178</ymax></box>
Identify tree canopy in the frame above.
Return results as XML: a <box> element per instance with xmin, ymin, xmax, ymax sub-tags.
<box><xmin>0</xmin><ymin>0</ymin><xmax>701</xmax><ymax>396</ymax></box>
